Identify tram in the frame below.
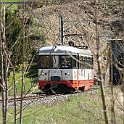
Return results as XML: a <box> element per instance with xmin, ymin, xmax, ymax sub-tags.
<box><xmin>38</xmin><ymin>45</ymin><xmax>94</xmax><ymax>93</ymax></box>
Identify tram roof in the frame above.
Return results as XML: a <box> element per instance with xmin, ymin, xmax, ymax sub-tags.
<box><xmin>39</xmin><ymin>45</ymin><xmax>92</xmax><ymax>56</ymax></box>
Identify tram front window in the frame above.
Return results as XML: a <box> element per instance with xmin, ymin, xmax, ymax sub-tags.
<box><xmin>39</xmin><ymin>55</ymin><xmax>59</xmax><ymax>69</ymax></box>
<box><xmin>39</xmin><ymin>55</ymin><xmax>72</xmax><ymax>69</ymax></box>
<box><xmin>59</xmin><ymin>56</ymin><xmax>72</xmax><ymax>69</ymax></box>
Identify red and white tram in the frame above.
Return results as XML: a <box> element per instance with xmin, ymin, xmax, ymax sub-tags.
<box><xmin>38</xmin><ymin>45</ymin><xmax>94</xmax><ymax>93</ymax></box>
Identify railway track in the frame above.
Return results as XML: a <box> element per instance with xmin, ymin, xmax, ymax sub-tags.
<box><xmin>0</xmin><ymin>93</ymin><xmax>60</xmax><ymax>103</ymax></box>
<box><xmin>0</xmin><ymin>85</ymin><xmax>100</xmax><ymax>108</ymax></box>
<box><xmin>0</xmin><ymin>94</ymin><xmax>71</xmax><ymax>108</ymax></box>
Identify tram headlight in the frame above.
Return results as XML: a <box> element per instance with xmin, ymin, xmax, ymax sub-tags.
<box><xmin>41</xmin><ymin>72</ymin><xmax>47</xmax><ymax>76</ymax></box>
<box><xmin>41</xmin><ymin>72</ymin><xmax>45</xmax><ymax>76</ymax></box>
<box><xmin>65</xmin><ymin>72</ymin><xmax>70</xmax><ymax>75</ymax></box>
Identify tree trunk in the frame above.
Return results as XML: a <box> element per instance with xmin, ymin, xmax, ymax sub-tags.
<box><xmin>95</xmin><ymin>1</ymin><xmax>109</xmax><ymax>123</ymax></box>
<box><xmin>19</xmin><ymin>4</ymin><xmax>26</xmax><ymax>124</ymax></box>
<box><xmin>3</xmin><ymin>6</ymin><xmax>8</xmax><ymax>124</ymax></box>
<box><xmin>0</xmin><ymin>5</ymin><xmax>7</xmax><ymax>124</ymax></box>
<box><xmin>13</xmin><ymin>69</ymin><xmax>17</xmax><ymax>124</ymax></box>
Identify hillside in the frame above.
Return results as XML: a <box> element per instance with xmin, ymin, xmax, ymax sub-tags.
<box><xmin>27</xmin><ymin>0</ymin><xmax>123</xmax><ymax>49</ymax></box>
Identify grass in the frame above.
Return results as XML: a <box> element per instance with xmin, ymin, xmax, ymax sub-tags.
<box><xmin>0</xmin><ymin>72</ymin><xmax>33</xmax><ymax>96</ymax></box>
<box><xmin>0</xmin><ymin>88</ymin><xmax>123</xmax><ymax>124</ymax></box>
<box><xmin>7</xmin><ymin>71</ymin><xmax>33</xmax><ymax>96</ymax></box>
<box><xmin>0</xmin><ymin>63</ymin><xmax>38</xmax><ymax>96</ymax></box>
<box><xmin>0</xmin><ymin>93</ymin><xmax>104</xmax><ymax>124</ymax></box>
<box><xmin>0</xmin><ymin>87</ymin><xmax>123</xmax><ymax>124</ymax></box>
<box><xmin>0</xmin><ymin>64</ymin><xmax>38</xmax><ymax>96</ymax></box>
<box><xmin>7</xmin><ymin>64</ymin><xmax>39</xmax><ymax>96</ymax></box>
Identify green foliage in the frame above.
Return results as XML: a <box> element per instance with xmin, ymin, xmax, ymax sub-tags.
<box><xmin>5</xmin><ymin>11</ymin><xmax>21</xmax><ymax>65</ymax></box>
<box><xmin>3</xmin><ymin>5</ymin><xmax>42</xmax><ymax>96</ymax></box>
<box><xmin>6</xmin><ymin>11</ymin><xmax>22</xmax><ymax>47</ymax></box>
<box><xmin>5</xmin><ymin>10</ymin><xmax>32</xmax><ymax>65</ymax></box>
<box><xmin>8</xmin><ymin>71</ymin><xmax>32</xmax><ymax>96</ymax></box>
<box><xmin>26</xmin><ymin>63</ymin><xmax>38</xmax><ymax>78</ymax></box>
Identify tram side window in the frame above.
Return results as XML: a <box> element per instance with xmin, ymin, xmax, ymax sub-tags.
<box><xmin>72</xmin><ymin>55</ymin><xmax>78</xmax><ymax>69</ymax></box>
<box><xmin>90</xmin><ymin>57</ymin><xmax>93</xmax><ymax>69</ymax></box>
<box><xmin>39</xmin><ymin>55</ymin><xmax>53</xmax><ymax>69</ymax></box>
<box><xmin>80</xmin><ymin>56</ymin><xmax>85</xmax><ymax>69</ymax></box>
<box><xmin>80</xmin><ymin>56</ymin><xmax>93</xmax><ymax>69</ymax></box>
<box><xmin>86</xmin><ymin>57</ymin><xmax>93</xmax><ymax>69</ymax></box>
<box><xmin>86</xmin><ymin>57</ymin><xmax>89</xmax><ymax>69</ymax></box>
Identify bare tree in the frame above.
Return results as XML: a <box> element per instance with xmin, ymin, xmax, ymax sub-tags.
<box><xmin>0</xmin><ymin>1</ymin><xmax>34</xmax><ymax>124</ymax></box>
<box><xmin>0</xmin><ymin>4</ymin><xmax>7</xmax><ymax>124</ymax></box>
